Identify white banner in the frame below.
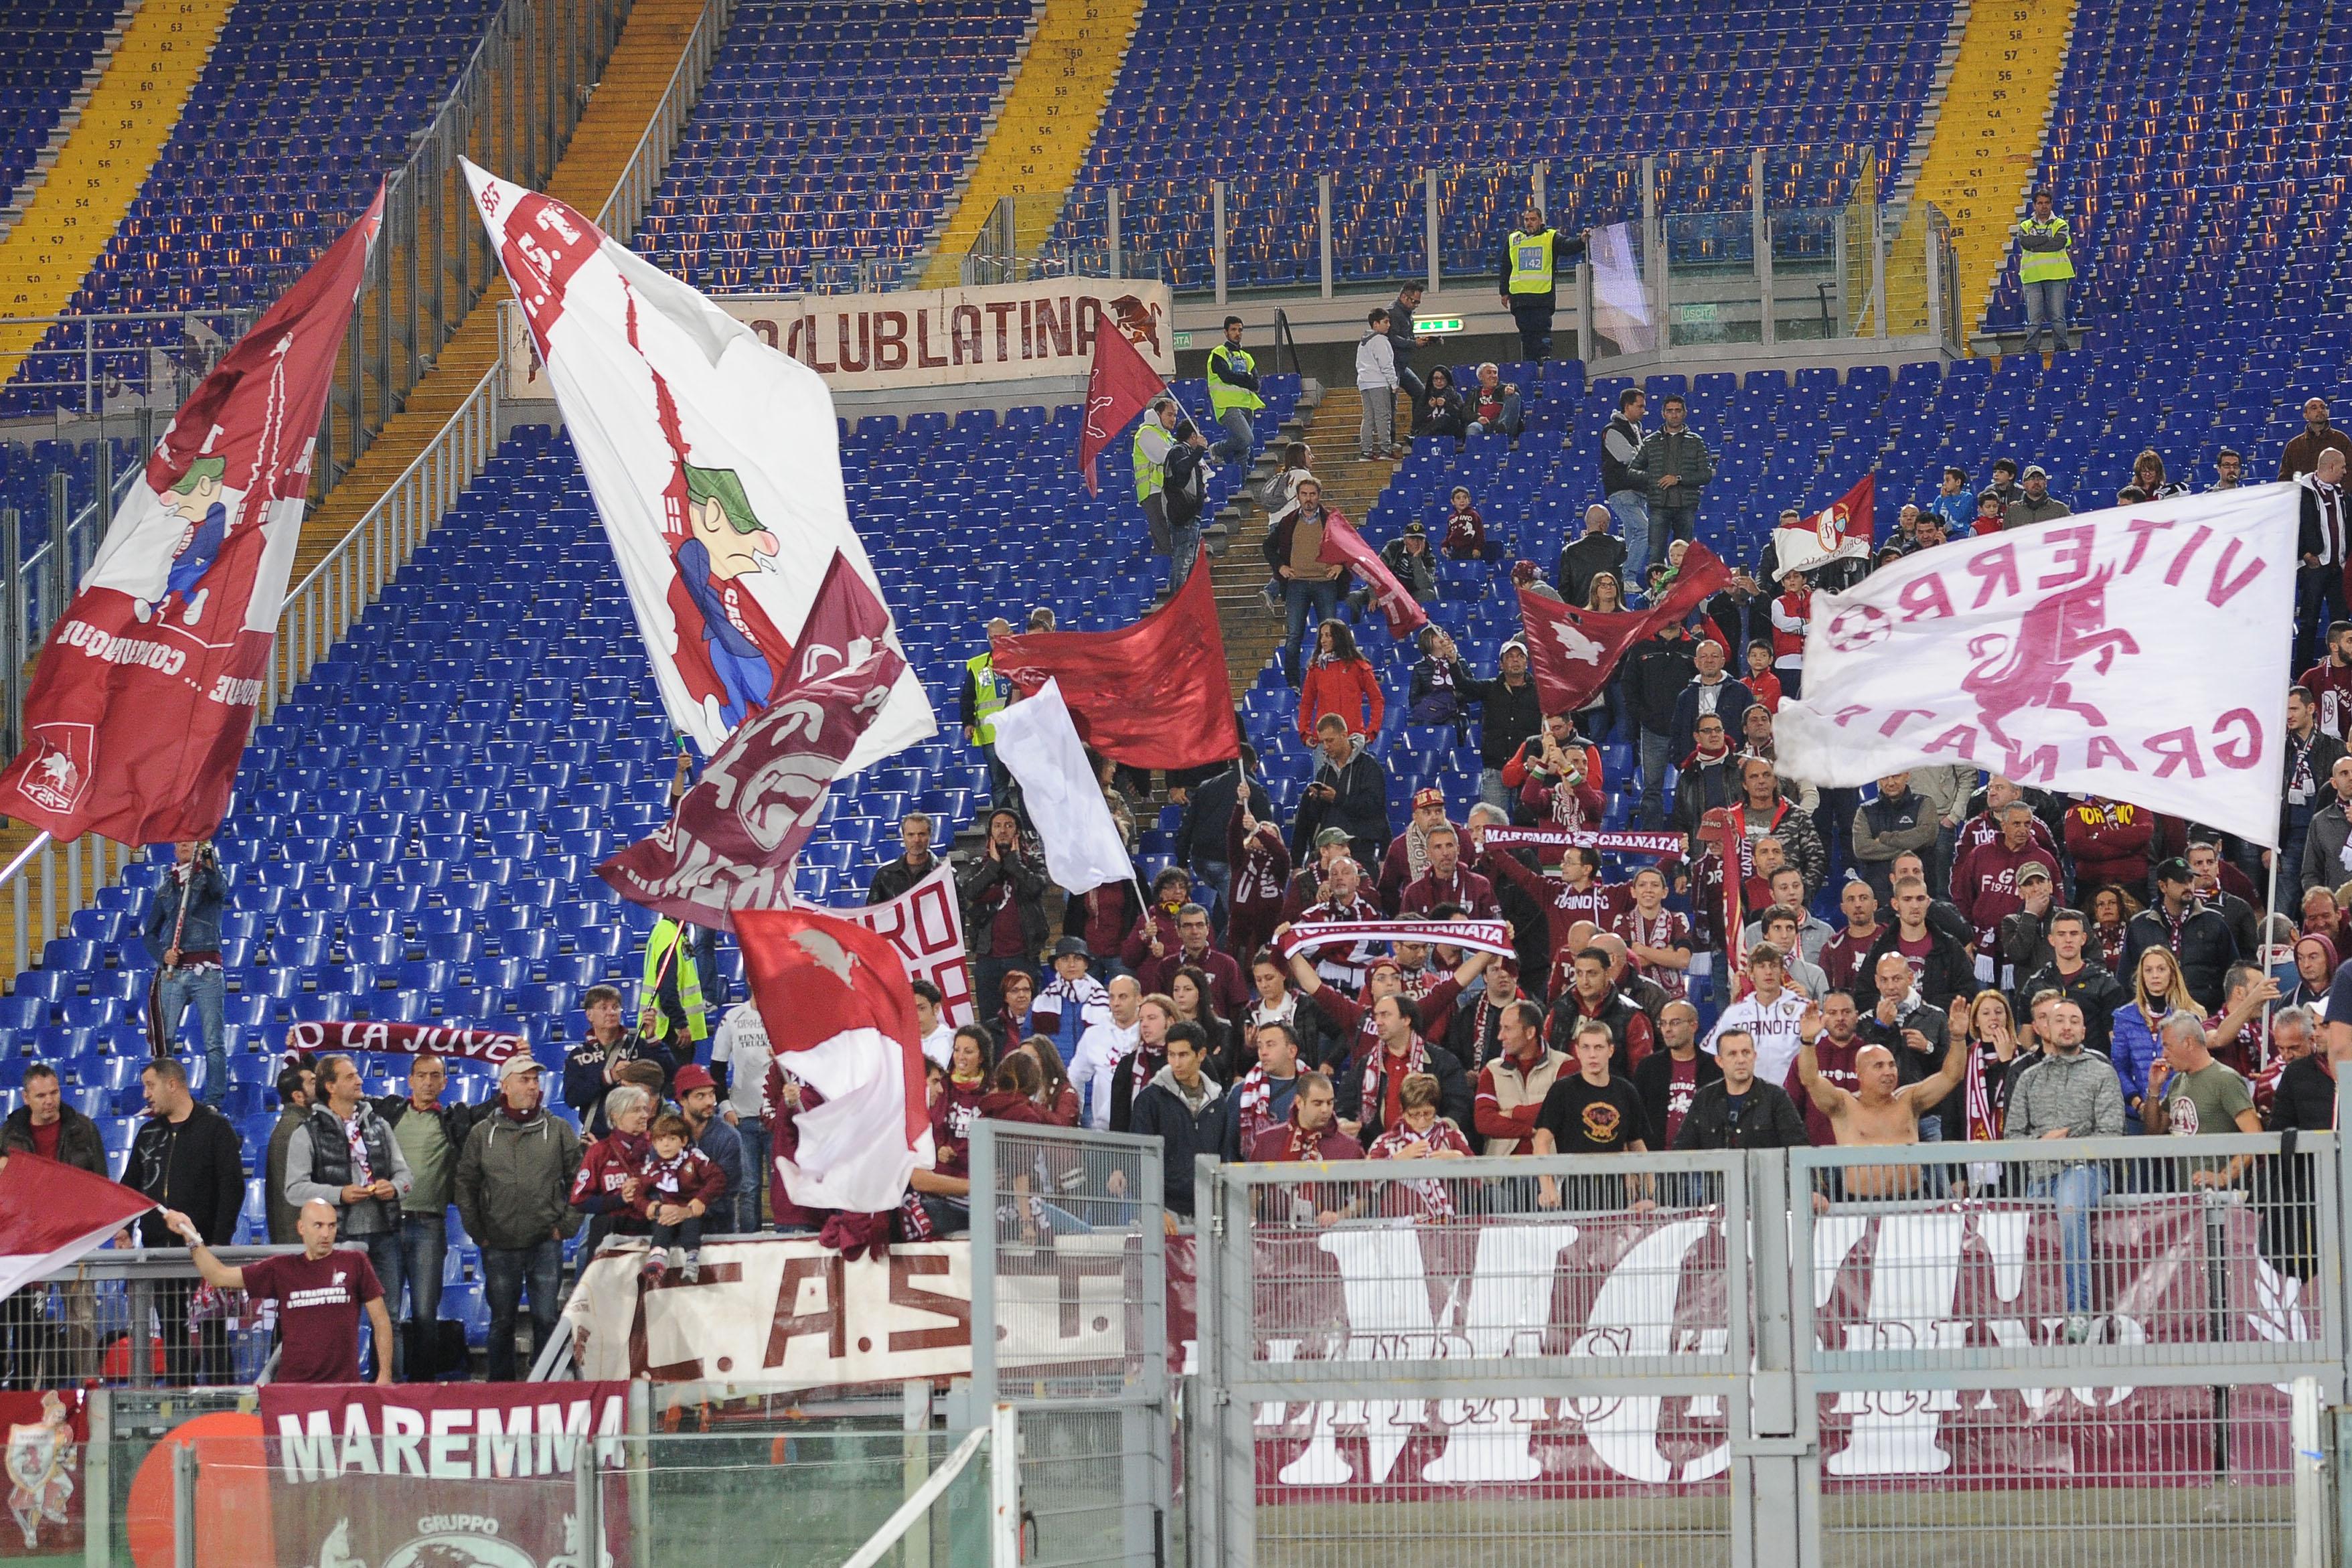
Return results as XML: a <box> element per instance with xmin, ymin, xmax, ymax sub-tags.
<box><xmin>1776</xmin><ymin>488</ymin><xmax>2299</xmax><ymax>846</ymax></box>
<box><xmin>465</xmin><ymin>161</ymin><xmax>935</xmax><ymax>765</ymax></box>
<box><xmin>988</xmin><ymin>680</ymin><xmax>1134</xmax><ymax>894</ymax></box>
<box><xmin>505</xmin><ymin>275</ymin><xmax>1176</xmax><ymax>400</ymax></box>
<box><xmin>820</xmin><ymin>862</ymin><xmax>976</xmax><ymax>1025</ymax></box>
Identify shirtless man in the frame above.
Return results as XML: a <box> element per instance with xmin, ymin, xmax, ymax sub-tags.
<box><xmin>1794</xmin><ymin>1002</ymin><xmax>1968</xmax><ymax>1201</ymax></box>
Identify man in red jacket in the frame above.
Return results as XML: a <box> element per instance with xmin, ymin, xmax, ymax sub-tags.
<box><xmin>1952</xmin><ymin>801</ymin><xmax>2055</xmax><ymax>951</ymax></box>
<box><xmin>1950</xmin><ymin>775</ymin><xmax>2057</xmax><ymax>894</ymax></box>
<box><xmin>1396</xmin><ymin>824</ymin><xmax>1501</xmax><ymax>918</ymax></box>
<box><xmin>1379</xmin><ymin>789</ymin><xmax>1456</xmax><ymax>911</ymax></box>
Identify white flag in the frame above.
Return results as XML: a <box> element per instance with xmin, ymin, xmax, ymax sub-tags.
<box><xmin>1776</xmin><ymin>487</ymin><xmax>2298</xmax><ymax>847</ymax></box>
<box><xmin>462</xmin><ymin>161</ymin><xmax>935</xmax><ymax>767</ymax></box>
<box><xmin>1589</xmin><ymin>222</ymin><xmax>1654</xmax><ymax>355</ymax></box>
<box><xmin>989</xmin><ymin>680</ymin><xmax>1136</xmax><ymax>894</ymax></box>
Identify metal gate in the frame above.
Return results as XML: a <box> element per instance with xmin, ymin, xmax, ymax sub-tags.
<box><xmin>964</xmin><ymin>1122</ymin><xmax>1173</xmax><ymax>1568</ymax></box>
<box><xmin>1189</xmin><ymin>1133</ymin><xmax>2347</xmax><ymax>1567</ymax></box>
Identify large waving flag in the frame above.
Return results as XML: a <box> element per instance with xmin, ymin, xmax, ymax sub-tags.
<box><xmin>1077</xmin><ymin>315</ymin><xmax>1167</xmax><ymax>497</ymax></box>
<box><xmin>1776</xmin><ymin>488</ymin><xmax>2297</xmax><ymax>846</ymax></box>
<box><xmin>1516</xmin><ymin>543</ymin><xmax>1732</xmax><ymax>715</ymax></box>
<box><xmin>0</xmin><ymin>1155</ymin><xmax>152</xmax><ymax>1303</ymax></box>
<box><xmin>990</xmin><ymin>549</ymin><xmax>1238</xmax><ymax>769</ymax></box>
<box><xmin>598</xmin><ymin>552</ymin><xmax>906</xmax><ymax>927</ymax></box>
<box><xmin>738</xmin><ymin>907</ymin><xmax>932</xmax><ymax>1212</ymax></box>
<box><xmin>1318</xmin><ymin>512</ymin><xmax>1430</xmax><ymax>640</ymax></box>
<box><xmin>1773</xmin><ymin>474</ymin><xmax>1875</xmax><ymax>576</ymax></box>
<box><xmin>0</xmin><ymin>191</ymin><xmax>384</xmax><ymax>842</ymax></box>
<box><xmin>463</xmin><ymin>161</ymin><xmax>933</xmax><ymax>765</ymax></box>
<box><xmin>988</xmin><ymin>680</ymin><xmax>1136</xmax><ymax>893</ymax></box>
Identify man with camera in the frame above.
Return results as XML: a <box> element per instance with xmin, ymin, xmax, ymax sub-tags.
<box><xmin>142</xmin><ymin>840</ymin><xmax>228</xmax><ymax>1105</ymax></box>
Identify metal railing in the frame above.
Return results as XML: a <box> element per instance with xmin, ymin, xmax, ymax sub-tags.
<box><xmin>0</xmin><ymin>307</ymin><xmax>258</xmax><ymax>422</ymax></box>
<box><xmin>1</xmin><ymin>362</ymin><xmax>502</xmax><ymax>979</ymax></box>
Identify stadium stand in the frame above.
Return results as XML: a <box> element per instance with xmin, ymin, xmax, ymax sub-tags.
<box><xmin>1046</xmin><ymin>0</ymin><xmax>1957</xmax><ymax>288</ymax></box>
<box><xmin>0</xmin><ymin>0</ymin><xmax>122</xmax><ymax>217</ymax></box>
<box><xmin>631</xmin><ymin>0</ymin><xmax>1034</xmax><ymax>294</ymax></box>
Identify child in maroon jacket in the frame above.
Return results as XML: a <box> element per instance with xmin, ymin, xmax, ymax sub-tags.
<box><xmin>634</xmin><ymin>1113</ymin><xmax>728</xmax><ymax>1283</ymax></box>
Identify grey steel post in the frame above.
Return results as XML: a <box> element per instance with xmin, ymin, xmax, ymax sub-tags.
<box><xmin>1423</xmin><ymin>166</ymin><xmax>1439</xmax><ymax>294</ymax></box>
<box><xmin>1832</xmin><ymin>218</ymin><xmax>1850</xmax><ymax>337</ymax></box>
<box><xmin>1107</xmin><ymin>185</ymin><xmax>1121</xmax><ymax>278</ymax></box>
<box><xmin>1531</xmin><ymin>159</ymin><xmax>1546</xmax><ymax>214</ymax></box>
<box><xmin>1760</xmin><ymin>212</ymin><xmax>1777</xmax><ymax>347</ymax></box>
<box><xmin>1640</xmin><ymin>154</ymin><xmax>1664</xmax><ymax>353</ymax></box>
<box><xmin>2</xmin><ymin>507</ymin><xmax>20</xmax><ymax>761</ymax></box>
<box><xmin>968</xmin><ymin>1123</ymin><xmax>998</xmax><ymax>1410</ymax></box>
<box><xmin>1119</xmin><ymin>1140</ymin><xmax>1170</xmax><ymax>1568</ymax></box>
<box><xmin>1575</xmin><ymin>260</ymin><xmax>1593</xmax><ymax>364</ymax></box>
<box><xmin>626</xmin><ymin>1377</ymin><xmax>650</xmax><ymax>1544</ymax></box>
<box><xmin>82</xmin><ymin>1389</ymin><xmax>108</xmax><ymax>1568</ymax></box>
<box><xmin>1871</xmin><ymin>203</ymin><xmax>1889</xmax><ymax>339</ymax></box>
<box><xmin>1751</xmin><ymin>148</ymin><xmax>1773</xmax><ymax>345</ymax></box>
<box><xmin>573</xmin><ymin>1443</ymin><xmax>601</xmax><ymax>1568</ymax></box>
<box><xmin>902</xmin><ymin>1379</ymin><xmax>933</xmax><ymax>1568</ymax></box>
<box><xmin>1745</xmin><ymin>1149</ymin><xmax>1816</xmax><ymax>1567</ymax></box>
<box><xmin>48</xmin><ymin>471</ymin><xmax>70</xmax><ymax>627</ymax></box>
<box><xmin>1317</xmin><ymin>173</ymin><xmax>1334</xmax><ymax>299</ymax></box>
<box><xmin>1214</xmin><ymin>1172</ymin><xmax>1255</xmax><ymax>1568</ymax></box>
<box><xmin>129</xmin><ymin>1278</ymin><xmax>151</xmax><ymax>1388</ymax></box>
<box><xmin>171</xmin><ymin>1440</ymin><xmax>197</xmax><ymax>1568</ymax></box>
<box><xmin>1211</xmin><ymin>179</ymin><xmax>1227</xmax><ymax>305</ymax></box>
<box><xmin>1925</xmin><ymin>220</ymin><xmax>1943</xmax><ymax>345</ymax></box>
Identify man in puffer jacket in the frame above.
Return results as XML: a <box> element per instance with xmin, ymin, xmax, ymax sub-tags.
<box><xmin>454</xmin><ymin>1058</ymin><xmax>582</xmax><ymax>1381</ymax></box>
<box><xmin>1626</xmin><ymin>392</ymin><xmax>1714</xmax><ymax>554</ymax></box>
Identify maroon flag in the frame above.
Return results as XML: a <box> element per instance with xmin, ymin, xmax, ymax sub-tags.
<box><xmin>1318</xmin><ymin>512</ymin><xmax>1430</xmax><ymax>639</ymax></box>
<box><xmin>1076</xmin><ymin>317</ymin><xmax>1167</xmax><ymax>497</ymax></box>
<box><xmin>0</xmin><ymin>193</ymin><xmax>383</xmax><ymax>843</ymax></box>
<box><xmin>1517</xmin><ymin>542</ymin><xmax>1732</xmax><ymax>714</ymax></box>
<box><xmin>0</xmin><ymin>1156</ymin><xmax>151</xmax><ymax>1302</ymax></box>
<box><xmin>599</xmin><ymin>552</ymin><xmax>904</xmax><ymax>927</ymax></box>
<box><xmin>990</xmin><ymin>548</ymin><xmax>1237</xmax><ymax>769</ymax></box>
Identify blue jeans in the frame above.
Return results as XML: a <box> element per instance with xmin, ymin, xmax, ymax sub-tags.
<box><xmin>1480</xmin><ymin>768</ymin><xmax>1508</xmax><ymax>811</ymax></box>
<box><xmin>1215</xmin><ymin>407</ymin><xmax>1255</xmax><ymax>463</ymax></box>
<box><xmin>1168</xmin><ymin>519</ymin><xmax>1202</xmax><ymax>595</ymax></box>
<box><xmin>1192</xmin><ymin>858</ymin><xmax>1231</xmax><ymax>933</ymax></box>
<box><xmin>352</xmin><ymin>1230</ymin><xmax>403</xmax><ymax>1379</ymax></box>
<box><xmin>396</xmin><ymin>1212</ymin><xmax>446</xmax><ymax>1356</ymax></box>
<box><xmin>2021</xmin><ymin>279</ymin><xmax>2069</xmax><ymax>352</ymax></box>
<box><xmin>2029</xmin><ymin>1164</ymin><xmax>2106</xmax><ymax>1314</ymax></box>
<box><xmin>1281</xmin><ymin>578</ymin><xmax>1344</xmax><ymax>684</ymax></box>
<box><xmin>157</xmin><ymin>966</ymin><xmax>226</xmax><ymax>1102</ymax></box>
<box><xmin>1637</xmin><ymin>726</ymin><xmax>1674</xmax><ymax>828</ymax></box>
<box><xmin>481</xmin><ymin>1237</ymin><xmax>564</xmax><ymax>1383</ymax></box>
<box><xmin>1606</xmin><ymin>489</ymin><xmax>1651</xmax><ymax>585</ymax></box>
<box><xmin>738</xmin><ymin>1119</ymin><xmax>769</xmax><ymax>1231</ymax></box>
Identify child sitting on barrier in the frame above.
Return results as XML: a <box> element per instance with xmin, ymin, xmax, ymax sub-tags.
<box><xmin>635</xmin><ymin>1112</ymin><xmax>726</xmax><ymax>1284</ymax></box>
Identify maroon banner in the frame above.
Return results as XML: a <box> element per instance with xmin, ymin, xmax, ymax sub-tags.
<box><xmin>1318</xmin><ymin>513</ymin><xmax>1430</xmax><ymax>640</ymax></box>
<box><xmin>1076</xmin><ymin>309</ymin><xmax>1168</xmax><ymax>497</ymax></box>
<box><xmin>599</xmin><ymin>551</ymin><xmax>905</xmax><ymax>928</ymax></box>
<box><xmin>1479</xmin><ymin>827</ymin><xmax>1685</xmax><ymax>856</ymax></box>
<box><xmin>1517</xmin><ymin>543</ymin><xmax>1733</xmax><ymax>716</ymax></box>
<box><xmin>258</xmin><ymin>1382</ymin><xmax>631</xmax><ymax>1567</ymax></box>
<box><xmin>0</xmin><ymin>1391</ymin><xmax>86</xmax><ymax>1558</ymax></box>
<box><xmin>991</xmin><ymin>553</ymin><xmax>1238</xmax><ymax>770</ymax></box>
<box><xmin>281</xmin><ymin>1019</ymin><xmax>524</xmax><ymax>1067</ymax></box>
<box><xmin>0</xmin><ymin>194</ymin><xmax>383</xmax><ymax>844</ymax></box>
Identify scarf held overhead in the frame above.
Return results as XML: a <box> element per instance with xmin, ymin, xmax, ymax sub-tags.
<box><xmin>1273</xmin><ymin>919</ymin><xmax>1514</xmax><ymax>960</ymax></box>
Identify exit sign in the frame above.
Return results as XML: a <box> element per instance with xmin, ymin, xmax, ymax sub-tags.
<box><xmin>1172</xmin><ymin>329</ymin><xmax>1193</xmax><ymax>350</ymax></box>
<box><xmin>1415</xmin><ymin>316</ymin><xmax>1466</xmax><ymax>335</ymax></box>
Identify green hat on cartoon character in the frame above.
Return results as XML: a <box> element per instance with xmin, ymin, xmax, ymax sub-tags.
<box><xmin>682</xmin><ymin>461</ymin><xmax>779</xmax><ymax>580</ymax></box>
<box><xmin>169</xmin><ymin>456</ymin><xmax>227</xmax><ymax>495</ymax></box>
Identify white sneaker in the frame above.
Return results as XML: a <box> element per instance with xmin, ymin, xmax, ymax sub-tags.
<box><xmin>183</xmin><ymin>587</ymin><xmax>208</xmax><ymax>625</ymax></box>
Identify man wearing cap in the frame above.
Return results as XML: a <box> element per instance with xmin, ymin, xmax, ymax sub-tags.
<box><xmin>2124</xmin><ymin>858</ymin><xmax>2240</xmax><ymax>1012</ymax></box>
<box><xmin>1379</xmin><ymin>789</ymin><xmax>1456</xmax><ymax>913</ymax></box>
<box><xmin>1281</xmin><ymin>828</ymin><xmax>1357</xmax><ymax>923</ymax></box>
<box><xmin>454</xmin><ymin>1056</ymin><xmax>583</xmax><ymax>1381</ymax></box>
<box><xmin>2004</xmin><ymin>465</ymin><xmax>2071</xmax><ymax>530</ymax></box>
<box><xmin>1034</xmin><ymin>937</ymin><xmax>1112</xmax><ymax>1063</ymax></box>
<box><xmin>1373</xmin><ymin>521</ymin><xmax>1439</xmax><ymax>607</ymax></box>
<box><xmin>672</xmin><ymin>1063</ymin><xmax>748</xmax><ymax>1234</ymax></box>
<box><xmin>1462</xmin><ymin>641</ymin><xmax>1545</xmax><ymax>813</ymax></box>
<box><xmin>1992</xmin><ymin>861</ymin><xmax>2060</xmax><ymax>988</ymax></box>
<box><xmin>959</xmin><ymin>807</ymin><xmax>1048</xmax><ymax>1020</ymax></box>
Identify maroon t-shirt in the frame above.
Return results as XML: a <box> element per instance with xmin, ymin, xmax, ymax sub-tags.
<box><xmin>1895</xmin><ymin>933</ymin><xmax>1934</xmax><ymax>988</ymax></box>
<box><xmin>27</xmin><ymin>1120</ymin><xmax>60</xmax><ymax>1161</ymax></box>
<box><xmin>242</xmin><ymin>1249</ymin><xmax>382</xmax><ymax>1384</ymax></box>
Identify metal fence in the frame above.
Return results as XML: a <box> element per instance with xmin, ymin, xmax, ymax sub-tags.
<box><xmin>965</xmin><ymin>1121</ymin><xmax>1172</xmax><ymax>1568</ymax></box>
<box><xmin>1188</xmin><ymin>1129</ymin><xmax>2349</xmax><ymax>1568</ymax></box>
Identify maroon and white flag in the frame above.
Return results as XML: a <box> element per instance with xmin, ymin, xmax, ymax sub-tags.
<box><xmin>1271</xmin><ymin>919</ymin><xmax>1514</xmax><ymax>961</ymax></box>
<box><xmin>0</xmin><ymin>1154</ymin><xmax>152</xmax><ymax>1302</ymax></box>
<box><xmin>1773</xmin><ymin>473</ymin><xmax>1874</xmax><ymax>576</ymax></box>
<box><xmin>0</xmin><ymin>192</ymin><xmax>383</xmax><ymax>843</ymax></box>
<box><xmin>1777</xmin><ymin>488</ymin><xmax>2298</xmax><ymax>845</ymax></box>
<box><xmin>597</xmin><ymin>552</ymin><xmax>904</xmax><ymax>927</ymax></box>
<box><xmin>1517</xmin><ymin>544</ymin><xmax>1732</xmax><ymax>714</ymax></box>
<box><xmin>1480</xmin><ymin>827</ymin><xmax>1685</xmax><ymax>856</ymax></box>
<box><xmin>1318</xmin><ymin>512</ymin><xmax>1429</xmax><ymax>639</ymax></box>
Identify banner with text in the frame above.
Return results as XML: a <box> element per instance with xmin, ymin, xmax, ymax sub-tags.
<box><xmin>505</xmin><ymin>278</ymin><xmax>1176</xmax><ymax>400</ymax></box>
<box><xmin>817</xmin><ymin>862</ymin><xmax>975</xmax><ymax>1026</ymax></box>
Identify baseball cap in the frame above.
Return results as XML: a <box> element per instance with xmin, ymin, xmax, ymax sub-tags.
<box><xmin>497</xmin><ymin>1055</ymin><xmax>543</xmax><ymax>1083</ymax></box>
<box><xmin>1412</xmin><ymin>787</ymin><xmax>1445</xmax><ymax>810</ymax></box>
<box><xmin>671</xmin><ymin>1063</ymin><xmax>717</xmax><ymax>1095</ymax></box>
<box><xmin>1500</xmin><ymin>638</ymin><xmax>1528</xmax><ymax>657</ymax></box>
<box><xmin>2023</xmin><ymin>463</ymin><xmax>2049</xmax><ymax>479</ymax></box>
<box><xmin>1314</xmin><ymin>827</ymin><xmax>1351</xmax><ymax>848</ymax></box>
<box><xmin>1366</xmin><ymin>957</ymin><xmax>1404</xmax><ymax>978</ymax></box>
<box><xmin>2153</xmin><ymin>856</ymin><xmax>2193</xmax><ymax>884</ymax></box>
<box><xmin>1403</xmin><ymin>520</ymin><xmax>1427</xmax><ymax>536</ymax></box>
<box><xmin>2017</xmin><ymin>861</ymin><xmax>2053</xmax><ymax>884</ymax></box>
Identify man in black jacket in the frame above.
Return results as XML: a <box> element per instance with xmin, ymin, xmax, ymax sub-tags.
<box><xmin>127</xmin><ymin>1059</ymin><xmax>244</xmax><ymax>1385</ymax></box>
<box><xmin>1462</xmin><ymin>639</ymin><xmax>1543</xmax><ymax>813</ymax></box>
<box><xmin>1</xmin><ymin>1065</ymin><xmax>104</xmax><ymax>1174</ymax></box>
<box><xmin>1702</xmin><ymin>567</ymin><xmax>1772</xmax><ymax>671</ymax></box>
<box><xmin>2282</xmin><ymin>685</ymin><xmax>2349</xmax><ymax>908</ymax></box>
<box><xmin>1386</xmin><ymin>282</ymin><xmax>1427</xmax><ymax>401</ymax></box>
<box><xmin>868</xmin><ymin>811</ymin><xmax>943</xmax><ymax>904</ymax></box>
<box><xmin>2123</xmin><ymin>858</ymin><xmax>2240</xmax><ymax>1012</ymax></box>
<box><xmin>1555</xmin><ymin>504</ymin><xmax>1628</xmax><ymax>608</ymax></box>
<box><xmin>1599</xmin><ymin>388</ymin><xmax>1650</xmax><ymax>582</ymax></box>
<box><xmin>2296</xmin><ymin>449</ymin><xmax>2348</xmax><ymax>672</ymax></box>
<box><xmin>1864</xmin><ymin>878</ymin><xmax>1975</xmax><ymax>1014</ymax></box>
<box><xmin>959</xmin><ymin>808</ymin><xmax>1050</xmax><ymax>1022</ymax></box>
<box><xmin>2015</xmin><ymin>908</ymin><xmax>2129</xmax><ymax>1059</ymax></box>
<box><xmin>1</xmin><ymin>1065</ymin><xmax>108</xmax><ymax>1382</ymax></box>
<box><xmin>1176</xmin><ymin>752</ymin><xmax>1270</xmax><ymax>935</ymax></box>
<box><xmin>1622</xmin><ymin>620</ymin><xmax>1699</xmax><ymax>829</ymax></box>
<box><xmin>1291</xmin><ymin>716</ymin><xmax>1390</xmax><ymax>870</ymax></box>
<box><xmin>1668</xmin><ymin>1028</ymin><xmax>1808</xmax><ymax>1150</ymax></box>
<box><xmin>1338</xmin><ymin>993</ymin><xmax>1474</xmax><ymax>1144</ymax></box>
<box><xmin>1161</xmin><ymin>422</ymin><xmax>1212</xmax><ymax>597</ymax></box>
<box><xmin>1128</xmin><ymin>1024</ymin><xmax>1225</xmax><ymax>1228</ymax></box>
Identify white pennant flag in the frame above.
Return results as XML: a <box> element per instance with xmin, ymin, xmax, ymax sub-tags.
<box><xmin>462</xmin><ymin>160</ymin><xmax>934</xmax><ymax>766</ymax></box>
<box><xmin>988</xmin><ymin>680</ymin><xmax>1136</xmax><ymax>894</ymax></box>
<box><xmin>1775</xmin><ymin>487</ymin><xmax>2298</xmax><ymax>846</ymax></box>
